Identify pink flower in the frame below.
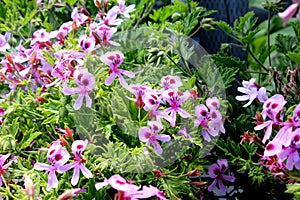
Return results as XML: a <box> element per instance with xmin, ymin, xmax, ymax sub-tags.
<box><xmin>112</xmin><ymin>0</ymin><xmax>136</xmax><ymax>18</ymax></box>
<box><xmin>63</xmin><ymin>69</ymin><xmax>95</xmax><ymax>110</ymax></box>
<box><xmin>0</xmin><ymin>32</ymin><xmax>10</xmax><ymax>52</ymax></box>
<box><xmin>101</xmin><ymin>9</ymin><xmax>123</xmax><ymax>26</ymax></box>
<box><xmin>58</xmin><ymin>188</ymin><xmax>86</xmax><ymax>200</ymax></box>
<box><xmin>138</xmin><ymin>121</ymin><xmax>171</xmax><ymax>155</ymax></box>
<box><xmin>160</xmin><ymin>75</ymin><xmax>182</xmax><ymax>90</ymax></box>
<box><xmin>128</xmin><ymin>84</ymin><xmax>153</xmax><ymax>108</ymax></box>
<box><xmin>236</xmin><ymin>78</ymin><xmax>268</xmax><ymax>107</ymax></box>
<box><xmin>71</xmin><ymin>8</ymin><xmax>88</xmax><ymax>29</ymax></box>
<box><xmin>208</xmin><ymin>159</ymin><xmax>235</xmax><ymax>195</ymax></box>
<box><xmin>278</xmin><ymin>1</ymin><xmax>300</xmax><ymax>26</ymax></box>
<box><xmin>162</xmin><ymin>89</ymin><xmax>191</xmax><ymax>126</ymax></box>
<box><xmin>194</xmin><ymin>102</ymin><xmax>225</xmax><ymax>142</ymax></box>
<box><xmin>58</xmin><ymin>140</ymin><xmax>93</xmax><ymax>186</ymax></box>
<box><xmin>206</xmin><ymin>97</ymin><xmax>220</xmax><ymax>110</ymax></box>
<box><xmin>23</xmin><ymin>175</ymin><xmax>35</xmax><ymax>199</ymax></box>
<box><xmin>255</xmin><ymin>94</ymin><xmax>287</xmax><ymax>143</ymax></box>
<box><xmin>78</xmin><ymin>35</ymin><xmax>96</xmax><ymax>53</ymax></box>
<box><xmin>95</xmin><ymin>174</ymin><xmax>166</xmax><ymax>200</ymax></box>
<box><xmin>261</xmin><ymin>94</ymin><xmax>286</xmax><ymax>121</ymax></box>
<box><xmin>278</xmin><ymin>130</ymin><xmax>300</xmax><ymax>170</ymax></box>
<box><xmin>100</xmin><ymin>51</ymin><xmax>135</xmax><ymax>88</ymax></box>
<box><xmin>34</xmin><ymin>144</ymin><xmax>70</xmax><ymax>191</ymax></box>
<box><xmin>0</xmin><ymin>154</ymin><xmax>14</xmax><ymax>187</ymax></box>
<box><xmin>178</xmin><ymin>127</ymin><xmax>194</xmax><ymax>143</ymax></box>
<box><xmin>93</xmin><ymin>25</ymin><xmax>119</xmax><ymax>47</ymax></box>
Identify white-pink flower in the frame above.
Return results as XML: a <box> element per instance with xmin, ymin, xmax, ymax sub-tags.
<box><xmin>138</xmin><ymin>121</ymin><xmax>171</xmax><ymax>155</ymax></box>
<box><xmin>63</xmin><ymin>69</ymin><xmax>95</xmax><ymax>110</ymax></box>
<box><xmin>100</xmin><ymin>51</ymin><xmax>135</xmax><ymax>88</ymax></box>
<box><xmin>58</xmin><ymin>140</ymin><xmax>93</xmax><ymax>186</ymax></box>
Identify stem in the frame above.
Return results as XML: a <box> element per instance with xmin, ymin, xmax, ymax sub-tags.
<box><xmin>189</xmin><ymin>24</ymin><xmax>202</xmax><ymax>38</ymax></box>
<box><xmin>247</xmin><ymin>46</ymin><xmax>268</xmax><ymax>72</ymax></box>
<box><xmin>267</xmin><ymin>10</ymin><xmax>272</xmax><ymax>66</ymax></box>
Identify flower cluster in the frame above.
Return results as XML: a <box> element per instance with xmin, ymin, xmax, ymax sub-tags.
<box><xmin>34</xmin><ymin>140</ymin><xmax>92</xmax><ymax>191</ymax></box>
<box><xmin>239</xmin><ymin>78</ymin><xmax>300</xmax><ymax>177</ymax></box>
<box><xmin>194</xmin><ymin>97</ymin><xmax>225</xmax><ymax>142</ymax></box>
<box><xmin>0</xmin><ymin>0</ymin><xmax>135</xmax><ymax>110</ymax></box>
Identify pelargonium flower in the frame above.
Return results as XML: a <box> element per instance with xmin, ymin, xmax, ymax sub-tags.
<box><xmin>0</xmin><ymin>32</ymin><xmax>10</xmax><ymax>52</ymax></box>
<box><xmin>178</xmin><ymin>127</ymin><xmax>194</xmax><ymax>143</ymax></box>
<box><xmin>94</xmin><ymin>25</ymin><xmax>119</xmax><ymax>47</ymax></box>
<box><xmin>78</xmin><ymin>35</ymin><xmax>96</xmax><ymax>53</ymax></box>
<box><xmin>58</xmin><ymin>188</ymin><xmax>86</xmax><ymax>200</ymax></box>
<box><xmin>208</xmin><ymin>159</ymin><xmax>235</xmax><ymax>195</ymax></box>
<box><xmin>112</xmin><ymin>0</ymin><xmax>136</xmax><ymax>18</ymax></box>
<box><xmin>63</xmin><ymin>69</ymin><xmax>95</xmax><ymax>110</ymax></box>
<box><xmin>0</xmin><ymin>154</ymin><xmax>14</xmax><ymax>187</ymax></box>
<box><xmin>23</xmin><ymin>175</ymin><xmax>35</xmax><ymax>199</ymax></box>
<box><xmin>138</xmin><ymin>121</ymin><xmax>171</xmax><ymax>155</ymax></box>
<box><xmin>95</xmin><ymin>174</ymin><xmax>166</xmax><ymax>200</ymax></box>
<box><xmin>236</xmin><ymin>78</ymin><xmax>268</xmax><ymax>107</ymax></box>
<box><xmin>71</xmin><ymin>8</ymin><xmax>88</xmax><ymax>30</ymax></box>
<box><xmin>100</xmin><ymin>51</ymin><xmax>135</xmax><ymax>88</ymax></box>
<box><xmin>58</xmin><ymin>140</ymin><xmax>93</xmax><ymax>186</ymax></box>
<box><xmin>255</xmin><ymin>94</ymin><xmax>287</xmax><ymax>144</ymax></box>
<box><xmin>162</xmin><ymin>89</ymin><xmax>191</xmax><ymax>126</ymax></box>
<box><xmin>34</xmin><ymin>144</ymin><xmax>70</xmax><ymax>191</ymax></box>
<box><xmin>278</xmin><ymin>0</ymin><xmax>300</xmax><ymax>26</ymax></box>
<box><xmin>278</xmin><ymin>130</ymin><xmax>300</xmax><ymax>170</ymax></box>
<box><xmin>127</xmin><ymin>84</ymin><xmax>153</xmax><ymax>108</ymax></box>
<box><xmin>160</xmin><ymin>75</ymin><xmax>182</xmax><ymax>91</ymax></box>
<box><xmin>194</xmin><ymin>99</ymin><xmax>225</xmax><ymax>142</ymax></box>
<box><xmin>101</xmin><ymin>9</ymin><xmax>123</xmax><ymax>26</ymax></box>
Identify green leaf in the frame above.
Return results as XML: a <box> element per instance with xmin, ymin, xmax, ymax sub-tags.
<box><xmin>215</xmin><ymin>21</ymin><xmax>233</xmax><ymax>35</ymax></box>
<box><xmin>287</xmin><ymin>52</ymin><xmax>300</xmax><ymax>65</ymax></box>
<box><xmin>65</xmin><ymin>0</ymin><xmax>77</xmax><ymax>6</ymax></box>
<box><xmin>20</xmin><ymin>131</ymin><xmax>42</xmax><ymax>149</ymax></box>
<box><xmin>275</xmin><ymin>34</ymin><xmax>295</xmax><ymax>54</ymax></box>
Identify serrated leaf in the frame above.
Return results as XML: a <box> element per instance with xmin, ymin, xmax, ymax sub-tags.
<box><xmin>216</xmin><ymin>21</ymin><xmax>233</xmax><ymax>35</ymax></box>
<box><xmin>275</xmin><ymin>34</ymin><xmax>295</xmax><ymax>54</ymax></box>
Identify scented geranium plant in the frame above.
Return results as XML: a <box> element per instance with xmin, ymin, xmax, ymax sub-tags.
<box><xmin>0</xmin><ymin>0</ymin><xmax>299</xmax><ymax>199</ymax></box>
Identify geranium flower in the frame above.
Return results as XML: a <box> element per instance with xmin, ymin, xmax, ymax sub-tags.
<box><xmin>278</xmin><ymin>130</ymin><xmax>300</xmax><ymax>170</ymax></box>
<box><xmin>208</xmin><ymin>159</ymin><xmax>235</xmax><ymax>195</ymax></box>
<box><xmin>58</xmin><ymin>188</ymin><xmax>86</xmax><ymax>200</ymax></box>
<box><xmin>194</xmin><ymin>103</ymin><xmax>225</xmax><ymax>142</ymax></box>
<box><xmin>236</xmin><ymin>78</ymin><xmax>268</xmax><ymax>107</ymax></box>
<box><xmin>278</xmin><ymin>0</ymin><xmax>300</xmax><ymax>26</ymax></box>
<box><xmin>71</xmin><ymin>8</ymin><xmax>88</xmax><ymax>30</ymax></box>
<box><xmin>178</xmin><ymin>127</ymin><xmax>194</xmax><ymax>143</ymax></box>
<box><xmin>255</xmin><ymin>94</ymin><xmax>286</xmax><ymax>144</ymax></box>
<box><xmin>63</xmin><ymin>69</ymin><xmax>95</xmax><ymax>110</ymax></box>
<box><xmin>100</xmin><ymin>51</ymin><xmax>135</xmax><ymax>88</ymax></box>
<box><xmin>127</xmin><ymin>84</ymin><xmax>153</xmax><ymax>108</ymax></box>
<box><xmin>162</xmin><ymin>89</ymin><xmax>191</xmax><ymax>126</ymax></box>
<box><xmin>0</xmin><ymin>32</ymin><xmax>10</xmax><ymax>52</ymax></box>
<box><xmin>0</xmin><ymin>154</ymin><xmax>14</xmax><ymax>187</ymax></box>
<box><xmin>138</xmin><ymin>121</ymin><xmax>171</xmax><ymax>155</ymax></box>
<box><xmin>78</xmin><ymin>34</ymin><xmax>96</xmax><ymax>53</ymax></box>
<box><xmin>112</xmin><ymin>0</ymin><xmax>136</xmax><ymax>18</ymax></box>
<box><xmin>101</xmin><ymin>9</ymin><xmax>123</xmax><ymax>26</ymax></box>
<box><xmin>160</xmin><ymin>75</ymin><xmax>182</xmax><ymax>91</ymax></box>
<box><xmin>95</xmin><ymin>174</ymin><xmax>166</xmax><ymax>200</ymax></box>
<box><xmin>58</xmin><ymin>140</ymin><xmax>93</xmax><ymax>186</ymax></box>
<box><xmin>34</xmin><ymin>144</ymin><xmax>70</xmax><ymax>191</ymax></box>
<box><xmin>23</xmin><ymin>175</ymin><xmax>35</xmax><ymax>199</ymax></box>
<box><xmin>94</xmin><ymin>25</ymin><xmax>119</xmax><ymax>47</ymax></box>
